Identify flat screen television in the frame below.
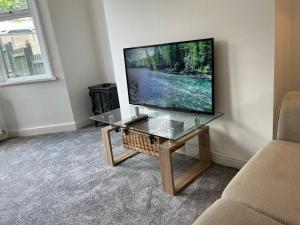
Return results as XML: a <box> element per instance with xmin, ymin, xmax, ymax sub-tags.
<box><xmin>124</xmin><ymin>38</ymin><xmax>214</xmax><ymax>114</ymax></box>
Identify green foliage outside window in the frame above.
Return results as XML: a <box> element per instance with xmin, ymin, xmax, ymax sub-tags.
<box><xmin>0</xmin><ymin>0</ymin><xmax>28</xmax><ymax>11</ymax></box>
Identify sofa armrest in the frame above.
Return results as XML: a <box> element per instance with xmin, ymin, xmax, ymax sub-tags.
<box><xmin>276</xmin><ymin>91</ymin><xmax>300</xmax><ymax>143</ymax></box>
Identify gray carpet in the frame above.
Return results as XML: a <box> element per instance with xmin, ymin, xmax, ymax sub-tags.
<box><xmin>0</xmin><ymin>126</ymin><xmax>237</xmax><ymax>225</ymax></box>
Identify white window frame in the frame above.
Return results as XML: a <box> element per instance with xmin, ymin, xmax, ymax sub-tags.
<box><xmin>0</xmin><ymin>0</ymin><xmax>55</xmax><ymax>86</ymax></box>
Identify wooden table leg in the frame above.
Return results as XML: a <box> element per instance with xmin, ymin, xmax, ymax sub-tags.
<box><xmin>159</xmin><ymin>126</ymin><xmax>211</xmax><ymax>195</ymax></box>
<box><xmin>159</xmin><ymin>147</ymin><xmax>175</xmax><ymax>195</ymax></box>
<box><xmin>101</xmin><ymin>126</ymin><xmax>139</xmax><ymax>166</ymax></box>
<box><xmin>198</xmin><ymin>126</ymin><xmax>211</xmax><ymax>163</ymax></box>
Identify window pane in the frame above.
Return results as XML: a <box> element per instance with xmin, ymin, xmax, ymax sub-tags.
<box><xmin>0</xmin><ymin>17</ymin><xmax>47</xmax><ymax>78</ymax></box>
<box><xmin>0</xmin><ymin>0</ymin><xmax>28</xmax><ymax>13</ymax></box>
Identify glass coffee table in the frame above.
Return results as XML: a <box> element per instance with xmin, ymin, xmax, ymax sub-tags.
<box><xmin>91</xmin><ymin>105</ymin><xmax>223</xmax><ymax>195</ymax></box>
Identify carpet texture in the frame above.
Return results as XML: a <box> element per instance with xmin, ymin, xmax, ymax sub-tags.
<box><xmin>0</xmin><ymin>127</ymin><xmax>237</xmax><ymax>225</ymax></box>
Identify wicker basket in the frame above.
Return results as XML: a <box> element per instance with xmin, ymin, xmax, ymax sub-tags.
<box><xmin>122</xmin><ymin>130</ymin><xmax>168</xmax><ymax>157</ymax></box>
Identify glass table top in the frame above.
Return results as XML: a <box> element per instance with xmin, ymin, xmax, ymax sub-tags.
<box><xmin>91</xmin><ymin>105</ymin><xmax>223</xmax><ymax>141</ymax></box>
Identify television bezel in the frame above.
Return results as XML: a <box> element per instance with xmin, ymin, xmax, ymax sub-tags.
<box><xmin>123</xmin><ymin>38</ymin><xmax>215</xmax><ymax>115</ymax></box>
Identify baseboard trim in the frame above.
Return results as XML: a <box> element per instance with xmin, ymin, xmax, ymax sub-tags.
<box><xmin>211</xmin><ymin>150</ymin><xmax>248</xmax><ymax>169</ymax></box>
<box><xmin>0</xmin><ymin>132</ymin><xmax>9</xmax><ymax>141</ymax></box>
<box><xmin>7</xmin><ymin>119</ymin><xmax>94</xmax><ymax>137</ymax></box>
<box><xmin>8</xmin><ymin>122</ymin><xmax>77</xmax><ymax>137</ymax></box>
<box><xmin>6</xmin><ymin>121</ymin><xmax>249</xmax><ymax>169</ymax></box>
<box><xmin>75</xmin><ymin>119</ymin><xmax>93</xmax><ymax>129</ymax></box>
<box><xmin>181</xmin><ymin>144</ymin><xmax>248</xmax><ymax>169</ymax></box>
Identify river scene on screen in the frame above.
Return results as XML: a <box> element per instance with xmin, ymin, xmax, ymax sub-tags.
<box><xmin>125</xmin><ymin>39</ymin><xmax>213</xmax><ymax>113</ymax></box>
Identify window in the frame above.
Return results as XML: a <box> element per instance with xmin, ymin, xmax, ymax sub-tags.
<box><xmin>0</xmin><ymin>0</ymin><xmax>53</xmax><ymax>85</ymax></box>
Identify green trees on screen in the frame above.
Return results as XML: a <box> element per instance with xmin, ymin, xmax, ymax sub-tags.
<box><xmin>126</xmin><ymin>40</ymin><xmax>213</xmax><ymax>76</ymax></box>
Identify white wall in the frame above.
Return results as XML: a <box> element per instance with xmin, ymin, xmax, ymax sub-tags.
<box><xmin>0</xmin><ymin>0</ymin><xmax>115</xmax><ymax>135</ymax></box>
<box><xmin>0</xmin><ymin>0</ymin><xmax>76</xmax><ymax>136</ymax></box>
<box><xmin>0</xmin><ymin>0</ymin><xmax>278</xmax><ymax>168</ymax></box>
<box><xmin>46</xmin><ymin>0</ymin><xmax>103</xmax><ymax>126</ymax></box>
<box><xmin>88</xmin><ymin>0</ymin><xmax>115</xmax><ymax>83</ymax></box>
<box><xmin>103</xmin><ymin>0</ymin><xmax>275</xmax><ymax>168</ymax></box>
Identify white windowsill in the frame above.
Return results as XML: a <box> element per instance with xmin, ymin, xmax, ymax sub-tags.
<box><xmin>0</xmin><ymin>75</ymin><xmax>57</xmax><ymax>87</ymax></box>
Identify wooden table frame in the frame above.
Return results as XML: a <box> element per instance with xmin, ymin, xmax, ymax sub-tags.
<box><xmin>101</xmin><ymin>125</ymin><xmax>211</xmax><ymax>195</ymax></box>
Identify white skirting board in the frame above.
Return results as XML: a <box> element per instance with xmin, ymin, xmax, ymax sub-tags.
<box><xmin>8</xmin><ymin>119</ymin><xmax>93</xmax><ymax>137</ymax></box>
<box><xmin>211</xmin><ymin>150</ymin><xmax>248</xmax><ymax>169</ymax></box>
<box><xmin>5</xmin><ymin>120</ymin><xmax>247</xmax><ymax>169</ymax></box>
<box><xmin>177</xmin><ymin>144</ymin><xmax>248</xmax><ymax>170</ymax></box>
<box><xmin>76</xmin><ymin>119</ymin><xmax>93</xmax><ymax>129</ymax></box>
<box><xmin>8</xmin><ymin>122</ymin><xmax>77</xmax><ymax>137</ymax></box>
<box><xmin>0</xmin><ymin>131</ymin><xmax>8</xmax><ymax>141</ymax></box>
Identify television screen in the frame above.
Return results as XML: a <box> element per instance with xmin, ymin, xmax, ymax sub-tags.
<box><xmin>124</xmin><ymin>38</ymin><xmax>214</xmax><ymax>114</ymax></box>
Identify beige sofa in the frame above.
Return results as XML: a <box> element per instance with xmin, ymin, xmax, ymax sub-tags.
<box><xmin>193</xmin><ymin>91</ymin><xmax>300</xmax><ymax>225</ymax></box>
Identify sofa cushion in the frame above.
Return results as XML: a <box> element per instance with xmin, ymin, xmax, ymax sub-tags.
<box><xmin>222</xmin><ymin>140</ymin><xmax>300</xmax><ymax>225</ymax></box>
<box><xmin>192</xmin><ymin>199</ymin><xmax>283</xmax><ymax>225</ymax></box>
